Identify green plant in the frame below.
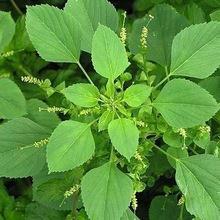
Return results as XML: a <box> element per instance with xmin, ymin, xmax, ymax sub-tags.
<box><xmin>0</xmin><ymin>0</ymin><xmax>220</xmax><ymax>219</ymax></box>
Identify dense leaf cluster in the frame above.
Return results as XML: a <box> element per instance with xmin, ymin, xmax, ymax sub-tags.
<box><xmin>0</xmin><ymin>0</ymin><xmax>220</xmax><ymax>219</ymax></box>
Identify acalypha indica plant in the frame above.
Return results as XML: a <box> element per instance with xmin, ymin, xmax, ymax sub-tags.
<box><xmin>0</xmin><ymin>0</ymin><xmax>220</xmax><ymax>219</ymax></box>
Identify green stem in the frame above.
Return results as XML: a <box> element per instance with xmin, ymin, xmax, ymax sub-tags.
<box><xmin>154</xmin><ymin>74</ymin><xmax>171</xmax><ymax>90</ymax></box>
<box><xmin>77</xmin><ymin>62</ymin><xmax>94</xmax><ymax>85</ymax></box>
<box><xmin>178</xmin><ymin>203</ymin><xmax>184</xmax><ymax>220</ymax></box>
<box><xmin>10</xmin><ymin>0</ymin><xmax>23</xmax><ymax>15</ymax></box>
<box><xmin>165</xmin><ymin>66</ymin><xmax>169</xmax><ymax>81</ymax></box>
<box><xmin>149</xmin><ymin>140</ymin><xmax>177</xmax><ymax>161</ymax></box>
<box><xmin>71</xmin><ymin>192</ymin><xmax>79</xmax><ymax>220</ymax></box>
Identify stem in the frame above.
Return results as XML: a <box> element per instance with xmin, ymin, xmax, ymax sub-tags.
<box><xmin>77</xmin><ymin>62</ymin><xmax>94</xmax><ymax>85</ymax></box>
<box><xmin>10</xmin><ymin>0</ymin><xmax>23</xmax><ymax>15</ymax></box>
<box><xmin>149</xmin><ymin>140</ymin><xmax>177</xmax><ymax>161</ymax></box>
<box><xmin>165</xmin><ymin>66</ymin><xmax>169</xmax><ymax>81</ymax></box>
<box><xmin>154</xmin><ymin>74</ymin><xmax>171</xmax><ymax>90</ymax></box>
<box><xmin>71</xmin><ymin>192</ymin><xmax>79</xmax><ymax>220</ymax></box>
<box><xmin>178</xmin><ymin>203</ymin><xmax>184</xmax><ymax>220</ymax></box>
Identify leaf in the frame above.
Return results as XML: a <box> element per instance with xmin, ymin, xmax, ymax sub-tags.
<box><xmin>170</xmin><ymin>22</ymin><xmax>220</xmax><ymax>79</ymax></box>
<box><xmin>26</xmin><ymin>99</ymin><xmax>60</xmax><ymax>131</ymax></box>
<box><xmin>98</xmin><ymin>110</ymin><xmax>115</xmax><ymax>131</ymax></box>
<box><xmin>0</xmin><ymin>118</ymin><xmax>50</xmax><ymax>178</ymax></box>
<box><xmin>199</xmin><ymin>76</ymin><xmax>220</xmax><ymax>102</ymax></box>
<box><xmin>9</xmin><ymin>16</ymin><xmax>33</xmax><ymax>51</ymax></box>
<box><xmin>92</xmin><ymin>25</ymin><xmax>130</xmax><ymax>79</ymax></box>
<box><xmin>123</xmin><ymin>84</ymin><xmax>152</xmax><ymax>107</ymax></box>
<box><xmin>210</xmin><ymin>10</ymin><xmax>220</xmax><ymax>21</ymax></box>
<box><xmin>147</xmin><ymin>4</ymin><xmax>189</xmax><ymax>66</ymax></box>
<box><xmin>32</xmin><ymin>166</ymin><xmax>83</xmax><ymax>210</ymax></box>
<box><xmin>0</xmin><ymin>78</ymin><xmax>26</xmax><ymax>119</ymax></box>
<box><xmin>153</xmin><ymin>79</ymin><xmax>219</xmax><ymax>128</ymax></box>
<box><xmin>0</xmin><ymin>11</ymin><xmax>15</xmax><ymax>53</ymax></box>
<box><xmin>184</xmin><ymin>3</ymin><xmax>205</xmax><ymax>24</ymax></box>
<box><xmin>176</xmin><ymin>154</ymin><xmax>220</xmax><ymax>220</ymax></box>
<box><xmin>166</xmin><ymin>147</ymin><xmax>188</xmax><ymax>168</ymax></box>
<box><xmin>47</xmin><ymin>120</ymin><xmax>95</xmax><ymax>172</ymax></box>
<box><xmin>149</xmin><ymin>195</ymin><xmax>191</xmax><ymax>220</ymax></box>
<box><xmin>121</xmin><ymin>209</ymin><xmax>139</xmax><ymax>220</ymax></box>
<box><xmin>129</xmin><ymin>4</ymin><xmax>189</xmax><ymax>67</ymax></box>
<box><xmin>25</xmin><ymin>202</ymin><xmax>66</xmax><ymax>220</ymax></box>
<box><xmin>26</xmin><ymin>5</ymin><xmax>81</xmax><ymax>63</ymax></box>
<box><xmin>203</xmin><ymin>0</ymin><xmax>220</xmax><ymax>7</ymax></box>
<box><xmin>64</xmin><ymin>0</ymin><xmax>118</xmax><ymax>53</ymax></box>
<box><xmin>63</xmin><ymin>83</ymin><xmax>100</xmax><ymax>107</ymax></box>
<box><xmin>81</xmin><ymin>162</ymin><xmax>133</xmax><ymax>220</ymax></box>
<box><xmin>108</xmin><ymin>118</ymin><xmax>139</xmax><ymax>160</ymax></box>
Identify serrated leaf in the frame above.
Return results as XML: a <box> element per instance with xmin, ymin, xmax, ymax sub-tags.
<box><xmin>170</xmin><ymin>22</ymin><xmax>220</xmax><ymax>79</ymax></box>
<box><xmin>47</xmin><ymin>120</ymin><xmax>95</xmax><ymax>172</ymax></box>
<box><xmin>26</xmin><ymin>99</ymin><xmax>60</xmax><ymax>131</ymax></box>
<box><xmin>121</xmin><ymin>209</ymin><xmax>139</xmax><ymax>220</ymax></box>
<box><xmin>199</xmin><ymin>76</ymin><xmax>220</xmax><ymax>102</ymax></box>
<box><xmin>92</xmin><ymin>25</ymin><xmax>130</xmax><ymax>79</ymax></box>
<box><xmin>166</xmin><ymin>147</ymin><xmax>188</xmax><ymax>168</ymax></box>
<box><xmin>98</xmin><ymin>110</ymin><xmax>115</xmax><ymax>131</ymax></box>
<box><xmin>108</xmin><ymin>118</ymin><xmax>139</xmax><ymax>160</ymax></box>
<box><xmin>26</xmin><ymin>5</ymin><xmax>81</xmax><ymax>63</ymax></box>
<box><xmin>210</xmin><ymin>10</ymin><xmax>220</xmax><ymax>21</ymax></box>
<box><xmin>64</xmin><ymin>0</ymin><xmax>118</xmax><ymax>53</ymax></box>
<box><xmin>129</xmin><ymin>4</ymin><xmax>189</xmax><ymax>67</ymax></box>
<box><xmin>9</xmin><ymin>16</ymin><xmax>33</xmax><ymax>51</ymax></box>
<box><xmin>0</xmin><ymin>78</ymin><xmax>26</xmax><ymax>119</ymax></box>
<box><xmin>81</xmin><ymin>162</ymin><xmax>133</xmax><ymax>220</ymax></box>
<box><xmin>0</xmin><ymin>11</ymin><xmax>15</xmax><ymax>53</ymax></box>
<box><xmin>149</xmin><ymin>195</ymin><xmax>191</xmax><ymax>220</ymax></box>
<box><xmin>25</xmin><ymin>202</ymin><xmax>66</xmax><ymax>220</ymax></box>
<box><xmin>184</xmin><ymin>3</ymin><xmax>205</xmax><ymax>24</ymax></box>
<box><xmin>153</xmin><ymin>79</ymin><xmax>219</xmax><ymax>128</ymax></box>
<box><xmin>63</xmin><ymin>83</ymin><xmax>100</xmax><ymax>107</ymax></box>
<box><xmin>176</xmin><ymin>154</ymin><xmax>220</xmax><ymax>220</ymax></box>
<box><xmin>0</xmin><ymin>118</ymin><xmax>50</xmax><ymax>178</ymax></box>
<box><xmin>32</xmin><ymin>166</ymin><xmax>83</xmax><ymax>210</ymax></box>
<box><xmin>123</xmin><ymin>84</ymin><xmax>152</xmax><ymax>107</ymax></box>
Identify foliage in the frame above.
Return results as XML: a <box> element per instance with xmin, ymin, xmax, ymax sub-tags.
<box><xmin>0</xmin><ymin>0</ymin><xmax>220</xmax><ymax>219</ymax></box>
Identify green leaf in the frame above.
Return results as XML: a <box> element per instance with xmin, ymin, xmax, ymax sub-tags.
<box><xmin>25</xmin><ymin>202</ymin><xmax>66</xmax><ymax>220</ymax></box>
<box><xmin>129</xmin><ymin>4</ymin><xmax>189</xmax><ymax>67</ymax></box>
<box><xmin>81</xmin><ymin>162</ymin><xmax>133</xmax><ymax>220</ymax></box>
<box><xmin>47</xmin><ymin>120</ymin><xmax>95</xmax><ymax>172</ymax></box>
<box><xmin>63</xmin><ymin>83</ymin><xmax>100</xmax><ymax>107</ymax></box>
<box><xmin>210</xmin><ymin>10</ymin><xmax>220</xmax><ymax>21</ymax></box>
<box><xmin>170</xmin><ymin>22</ymin><xmax>220</xmax><ymax>79</ymax></box>
<box><xmin>121</xmin><ymin>209</ymin><xmax>139</xmax><ymax>220</ymax></box>
<box><xmin>0</xmin><ymin>11</ymin><xmax>15</xmax><ymax>53</ymax></box>
<box><xmin>64</xmin><ymin>0</ymin><xmax>118</xmax><ymax>53</ymax></box>
<box><xmin>153</xmin><ymin>79</ymin><xmax>219</xmax><ymax>128</ymax></box>
<box><xmin>184</xmin><ymin>3</ymin><xmax>205</xmax><ymax>24</ymax></box>
<box><xmin>176</xmin><ymin>154</ymin><xmax>220</xmax><ymax>220</ymax></box>
<box><xmin>203</xmin><ymin>0</ymin><xmax>220</xmax><ymax>7</ymax></box>
<box><xmin>92</xmin><ymin>25</ymin><xmax>130</xmax><ymax>79</ymax></box>
<box><xmin>0</xmin><ymin>78</ymin><xmax>26</xmax><ymax>119</ymax></box>
<box><xmin>123</xmin><ymin>84</ymin><xmax>152</xmax><ymax>107</ymax></box>
<box><xmin>199</xmin><ymin>76</ymin><xmax>220</xmax><ymax>102</ymax></box>
<box><xmin>0</xmin><ymin>118</ymin><xmax>50</xmax><ymax>178</ymax></box>
<box><xmin>26</xmin><ymin>5</ymin><xmax>81</xmax><ymax>63</ymax></box>
<box><xmin>166</xmin><ymin>147</ymin><xmax>188</xmax><ymax>168</ymax></box>
<box><xmin>147</xmin><ymin>4</ymin><xmax>189</xmax><ymax>66</ymax></box>
<box><xmin>9</xmin><ymin>16</ymin><xmax>33</xmax><ymax>51</ymax></box>
<box><xmin>108</xmin><ymin>118</ymin><xmax>139</xmax><ymax>160</ymax></box>
<box><xmin>26</xmin><ymin>99</ymin><xmax>60</xmax><ymax>131</ymax></box>
<box><xmin>149</xmin><ymin>195</ymin><xmax>191</xmax><ymax>220</ymax></box>
<box><xmin>98</xmin><ymin>110</ymin><xmax>115</xmax><ymax>131</ymax></box>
